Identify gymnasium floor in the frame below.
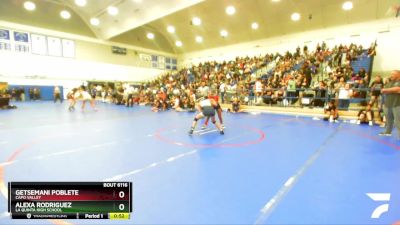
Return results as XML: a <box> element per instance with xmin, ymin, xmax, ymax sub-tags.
<box><xmin>0</xmin><ymin>101</ymin><xmax>399</xmax><ymax>225</ymax></box>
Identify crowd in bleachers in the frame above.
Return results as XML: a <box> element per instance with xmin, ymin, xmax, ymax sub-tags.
<box><xmin>125</xmin><ymin>41</ymin><xmax>378</xmax><ymax>113</ymax></box>
<box><xmin>5</xmin><ymin>41</ymin><xmax>379</xmax><ymax>117</ymax></box>
<box><xmin>3</xmin><ymin>40</ymin><xmax>394</xmax><ymax>128</ymax></box>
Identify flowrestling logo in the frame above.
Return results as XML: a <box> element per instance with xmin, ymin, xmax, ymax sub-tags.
<box><xmin>367</xmin><ymin>193</ymin><xmax>391</xmax><ymax>219</ymax></box>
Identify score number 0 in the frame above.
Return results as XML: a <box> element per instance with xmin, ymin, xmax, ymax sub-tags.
<box><xmin>119</xmin><ymin>191</ymin><xmax>125</xmax><ymax>211</ymax></box>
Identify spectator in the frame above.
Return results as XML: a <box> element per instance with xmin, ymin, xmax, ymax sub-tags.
<box><xmin>286</xmin><ymin>76</ymin><xmax>296</xmax><ymax>105</ymax></box>
<box><xmin>198</xmin><ymin>81</ymin><xmax>209</xmax><ymax>98</ymax></box>
<box><xmin>338</xmin><ymin>83</ymin><xmax>353</xmax><ymax>110</ymax></box>
<box><xmin>324</xmin><ymin>101</ymin><xmax>339</xmax><ymax>123</ymax></box>
<box><xmin>379</xmin><ymin>70</ymin><xmax>400</xmax><ymax>137</ymax></box>
<box><xmin>219</xmin><ymin>81</ymin><xmax>227</xmax><ymax>104</ymax></box>
<box><xmin>126</xmin><ymin>85</ymin><xmax>134</xmax><ymax>107</ymax></box>
<box><xmin>369</xmin><ymin>75</ymin><xmax>383</xmax><ymax>107</ymax></box>
<box><xmin>368</xmin><ymin>41</ymin><xmax>377</xmax><ymax>57</ymax></box>
<box><xmin>96</xmin><ymin>85</ymin><xmax>102</xmax><ymax>97</ymax></box>
<box><xmin>357</xmin><ymin>104</ymin><xmax>374</xmax><ymax>126</ymax></box>
<box><xmin>54</xmin><ymin>86</ymin><xmax>62</xmax><ymax>103</ymax></box>
<box><xmin>19</xmin><ymin>87</ymin><xmax>25</xmax><ymax>102</ymax></box>
<box><xmin>355</xmin><ymin>79</ymin><xmax>368</xmax><ymax>106</ymax></box>
<box><xmin>263</xmin><ymin>85</ymin><xmax>274</xmax><ymax>105</ymax></box>
<box><xmin>29</xmin><ymin>87</ymin><xmax>34</xmax><ymax>100</ymax></box>
<box><xmin>172</xmin><ymin>96</ymin><xmax>183</xmax><ymax>112</ymax></box>
<box><xmin>254</xmin><ymin>78</ymin><xmax>263</xmax><ymax>104</ymax></box>
<box><xmin>33</xmin><ymin>88</ymin><xmax>40</xmax><ymax>100</ymax></box>
<box><xmin>314</xmin><ymin>81</ymin><xmax>327</xmax><ymax>107</ymax></box>
<box><xmin>231</xmin><ymin>95</ymin><xmax>240</xmax><ymax>113</ymax></box>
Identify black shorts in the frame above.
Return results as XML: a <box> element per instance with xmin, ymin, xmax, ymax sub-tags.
<box><xmin>214</xmin><ymin>103</ymin><xmax>221</xmax><ymax>110</ymax></box>
<box><xmin>372</xmin><ymin>91</ymin><xmax>380</xmax><ymax>97</ymax></box>
<box><xmin>203</xmin><ymin>106</ymin><xmax>215</xmax><ymax>117</ymax></box>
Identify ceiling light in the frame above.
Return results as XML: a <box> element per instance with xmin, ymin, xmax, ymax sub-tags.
<box><xmin>167</xmin><ymin>25</ymin><xmax>175</xmax><ymax>33</ymax></box>
<box><xmin>251</xmin><ymin>22</ymin><xmax>259</xmax><ymax>30</ymax></box>
<box><xmin>220</xmin><ymin>30</ymin><xmax>228</xmax><ymax>37</ymax></box>
<box><xmin>60</xmin><ymin>10</ymin><xmax>71</xmax><ymax>19</ymax></box>
<box><xmin>24</xmin><ymin>1</ymin><xmax>36</xmax><ymax>11</ymax></box>
<box><xmin>226</xmin><ymin>6</ymin><xmax>236</xmax><ymax>15</ymax></box>
<box><xmin>192</xmin><ymin>17</ymin><xmax>201</xmax><ymax>26</ymax></box>
<box><xmin>271</xmin><ymin>0</ymin><xmax>280</xmax><ymax>2</ymax></box>
<box><xmin>133</xmin><ymin>0</ymin><xmax>143</xmax><ymax>2</ymax></box>
<box><xmin>291</xmin><ymin>12</ymin><xmax>301</xmax><ymax>21</ymax></box>
<box><xmin>107</xmin><ymin>6</ymin><xmax>119</xmax><ymax>16</ymax></box>
<box><xmin>90</xmin><ymin>18</ymin><xmax>100</xmax><ymax>26</ymax></box>
<box><xmin>342</xmin><ymin>1</ymin><xmax>353</xmax><ymax>11</ymax></box>
<box><xmin>74</xmin><ymin>0</ymin><xmax>87</xmax><ymax>7</ymax></box>
<box><xmin>147</xmin><ymin>33</ymin><xmax>154</xmax><ymax>39</ymax></box>
<box><xmin>175</xmin><ymin>41</ymin><xmax>183</xmax><ymax>47</ymax></box>
<box><xmin>195</xmin><ymin>36</ymin><xmax>203</xmax><ymax>43</ymax></box>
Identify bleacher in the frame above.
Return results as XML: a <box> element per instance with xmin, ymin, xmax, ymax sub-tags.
<box><xmin>351</xmin><ymin>52</ymin><xmax>374</xmax><ymax>75</ymax></box>
<box><xmin>220</xmin><ymin>103</ymin><xmax>362</xmax><ymax>121</ymax></box>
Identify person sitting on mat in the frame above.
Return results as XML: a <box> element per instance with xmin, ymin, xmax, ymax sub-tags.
<box><xmin>324</xmin><ymin>100</ymin><xmax>339</xmax><ymax>123</ymax></box>
<box><xmin>357</xmin><ymin>104</ymin><xmax>374</xmax><ymax>126</ymax></box>
<box><xmin>189</xmin><ymin>97</ymin><xmax>224</xmax><ymax>135</ymax></box>
<box><xmin>231</xmin><ymin>95</ymin><xmax>241</xmax><ymax>113</ymax></box>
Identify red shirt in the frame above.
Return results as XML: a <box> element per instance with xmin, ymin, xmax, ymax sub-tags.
<box><xmin>158</xmin><ymin>92</ymin><xmax>167</xmax><ymax>101</ymax></box>
<box><xmin>208</xmin><ymin>95</ymin><xmax>219</xmax><ymax>102</ymax></box>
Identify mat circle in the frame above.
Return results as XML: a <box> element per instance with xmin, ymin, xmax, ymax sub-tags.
<box><xmin>155</xmin><ymin>125</ymin><xmax>266</xmax><ymax>148</ymax></box>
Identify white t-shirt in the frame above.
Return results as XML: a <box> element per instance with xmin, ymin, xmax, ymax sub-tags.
<box><xmin>81</xmin><ymin>91</ymin><xmax>92</xmax><ymax>100</ymax></box>
<box><xmin>255</xmin><ymin>81</ymin><xmax>262</xmax><ymax>93</ymax></box>
<box><xmin>338</xmin><ymin>88</ymin><xmax>351</xmax><ymax>99</ymax></box>
<box><xmin>199</xmin><ymin>99</ymin><xmax>211</xmax><ymax>107</ymax></box>
<box><xmin>174</xmin><ymin>98</ymin><xmax>180</xmax><ymax>108</ymax></box>
<box><xmin>127</xmin><ymin>86</ymin><xmax>134</xmax><ymax>94</ymax></box>
<box><xmin>219</xmin><ymin>83</ymin><xmax>226</xmax><ymax>92</ymax></box>
<box><xmin>173</xmin><ymin>89</ymin><xmax>180</xmax><ymax>96</ymax></box>
<box><xmin>198</xmin><ymin>86</ymin><xmax>209</xmax><ymax>97</ymax></box>
<box><xmin>190</xmin><ymin>93</ymin><xmax>196</xmax><ymax>102</ymax></box>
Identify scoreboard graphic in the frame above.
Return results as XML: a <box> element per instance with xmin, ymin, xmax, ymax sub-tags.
<box><xmin>8</xmin><ymin>182</ymin><xmax>132</xmax><ymax>220</ymax></box>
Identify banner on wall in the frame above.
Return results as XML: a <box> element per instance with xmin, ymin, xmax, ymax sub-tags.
<box><xmin>0</xmin><ymin>29</ymin><xmax>10</xmax><ymax>40</ymax></box>
<box><xmin>47</xmin><ymin>37</ymin><xmax>62</xmax><ymax>57</ymax></box>
<box><xmin>139</xmin><ymin>53</ymin><xmax>151</xmax><ymax>61</ymax></box>
<box><xmin>158</xmin><ymin>55</ymin><xmax>165</xmax><ymax>69</ymax></box>
<box><xmin>13</xmin><ymin>31</ymin><xmax>30</xmax><ymax>53</ymax></box>
<box><xmin>62</xmin><ymin>39</ymin><xmax>75</xmax><ymax>58</ymax></box>
<box><xmin>13</xmin><ymin>31</ymin><xmax>29</xmax><ymax>42</ymax></box>
<box><xmin>31</xmin><ymin>34</ymin><xmax>47</xmax><ymax>55</ymax></box>
<box><xmin>0</xmin><ymin>29</ymin><xmax>11</xmax><ymax>51</ymax></box>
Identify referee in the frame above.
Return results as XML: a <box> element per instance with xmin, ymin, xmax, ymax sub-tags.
<box><xmin>379</xmin><ymin>70</ymin><xmax>400</xmax><ymax>138</ymax></box>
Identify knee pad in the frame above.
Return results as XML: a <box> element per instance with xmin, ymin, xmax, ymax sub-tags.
<box><xmin>212</xmin><ymin>120</ymin><xmax>216</xmax><ymax>124</ymax></box>
<box><xmin>194</xmin><ymin>118</ymin><xmax>199</xmax><ymax>122</ymax></box>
